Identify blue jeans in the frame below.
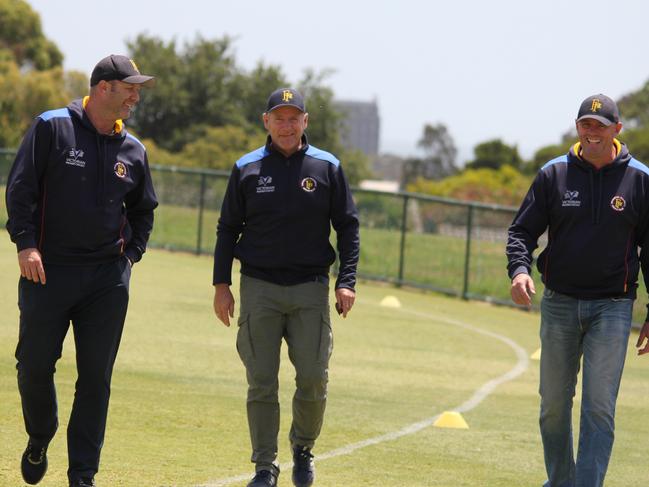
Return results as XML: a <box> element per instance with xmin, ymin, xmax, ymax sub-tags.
<box><xmin>539</xmin><ymin>289</ymin><xmax>633</xmax><ymax>487</ymax></box>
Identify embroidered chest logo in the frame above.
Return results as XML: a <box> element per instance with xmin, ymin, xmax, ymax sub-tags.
<box><xmin>114</xmin><ymin>161</ymin><xmax>128</xmax><ymax>178</ymax></box>
<box><xmin>562</xmin><ymin>190</ymin><xmax>581</xmax><ymax>207</ymax></box>
<box><xmin>301</xmin><ymin>177</ymin><xmax>317</xmax><ymax>192</ymax></box>
<box><xmin>610</xmin><ymin>196</ymin><xmax>626</xmax><ymax>212</ymax></box>
<box><xmin>65</xmin><ymin>148</ymin><xmax>86</xmax><ymax>168</ymax></box>
<box><xmin>256</xmin><ymin>175</ymin><xmax>275</xmax><ymax>193</ymax></box>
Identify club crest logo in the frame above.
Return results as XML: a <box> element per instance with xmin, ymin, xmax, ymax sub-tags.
<box><xmin>562</xmin><ymin>190</ymin><xmax>581</xmax><ymax>207</ymax></box>
<box><xmin>65</xmin><ymin>148</ymin><xmax>86</xmax><ymax>167</ymax></box>
<box><xmin>114</xmin><ymin>161</ymin><xmax>127</xmax><ymax>178</ymax></box>
<box><xmin>256</xmin><ymin>175</ymin><xmax>275</xmax><ymax>193</ymax></box>
<box><xmin>282</xmin><ymin>90</ymin><xmax>293</xmax><ymax>102</ymax></box>
<box><xmin>301</xmin><ymin>177</ymin><xmax>317</xmax><ymax>192</ymax></box>
<box><xmin>610</xmin><ymin>196</ymin><xmax>626</xmax><ymax>212</ymax></box>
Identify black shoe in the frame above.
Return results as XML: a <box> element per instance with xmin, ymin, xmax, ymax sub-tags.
<box><xmin>292</xmin><ymin>446</ymin><xmax>315</xmax><ymax>487</ymax></box>
<box><xmin>247</xmin><ymin>469</ymin><xmax>277</xmax><ymax>487</ymax></box>
<box><xmin>69</xmin><ymin>478</ymin><xmax>96</xmax><ymax>487</ymax></box>
<box><xmin>21</xmin><ymin>441</ymin><xmax>48</xmax><ymax>485</ymax></box>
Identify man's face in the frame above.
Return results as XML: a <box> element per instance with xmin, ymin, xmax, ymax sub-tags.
<box><xmin>107</xmin><ymin>80</ymin><xmax>141</xmax><ymax>120</ymax></box>
<box><xmin>576</xmin><ymin>117</ymin><xmax>622</xmax><ymax>162</ymax></box>
<box><xmin>263</xmin><ymin>106</ymin><xmax>308</xmax><ymax>157</ymax></box>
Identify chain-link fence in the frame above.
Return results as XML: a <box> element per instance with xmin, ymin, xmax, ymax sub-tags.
<box><xmin>2</xmin><ymin>148</ymin><xmax>647</xmax><ymax>322</ymax></box>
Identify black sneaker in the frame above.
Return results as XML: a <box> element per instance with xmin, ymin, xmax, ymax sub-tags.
<box><xmin>69</xmin><ymin>478</ymin><xmax>96</xmax><ymax>487</ymax></box>
<box><xmin>247</xmin><ymin>470</ymin><xmax>277</xmax><ymax>487</ymax></box>
<box><xmin>292</xmin><ymin>446</ymin><xmax>315</xmax><ymax>487</ymax></box>
<box><xmin>21</xmin><ymin>441</ymin><xmax>48</xmax><ymax>485</ymax></box>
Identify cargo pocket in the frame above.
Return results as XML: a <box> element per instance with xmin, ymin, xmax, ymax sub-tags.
<box><xmin>318</xmin><ymin>312</ymin><xmax>333</xmax><ymax>364</ymax></box>
<box><xmin>236</xmin><ymin>314</ymin><xmax>255</xmax><ymax>365</ymax></box>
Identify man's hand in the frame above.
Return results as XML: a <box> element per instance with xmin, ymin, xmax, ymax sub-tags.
<box><xmin>18</xmin><ymin>248</ymin><xmax>46</xmax><ymax>284</ymax></box>
<box><xmin>335</xmin><ymin>287</ymin><xmax>355</xmax><ymax>318</ymax></box>
<box><xmin>213</xmin><ymin>283</ymin><xmax>235</xmax><ymax>327</ymax></box>
<box><xmin>636</xmin><ymin>321</ymin><xmax>649</xmax><ymax>356</ymax></box>
<box><xmin>511</xmin><ymin>273</ymin><xmax>535</xmax><ymax>307</ymax></box>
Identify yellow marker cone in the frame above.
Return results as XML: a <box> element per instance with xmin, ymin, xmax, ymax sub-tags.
<box><xmin>380</xmin><ymin>295</ymin><xmax>402</xmax><ymax>308</ymax></box>
<box><xmin>530</xmin><ymin>348</ymin><xmax>541</xmax><ymax>361</ymax></box>
<box><xmin>433</xmin><ymin>411</ymin><xmax>469</xmax><ymax>429</ymax></box>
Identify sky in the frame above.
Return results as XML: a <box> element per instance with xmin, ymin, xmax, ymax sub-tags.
<box><xmin>28</xmin><ymin>0</ymin><xmax>649</xmax><ymax>163</ymax></box>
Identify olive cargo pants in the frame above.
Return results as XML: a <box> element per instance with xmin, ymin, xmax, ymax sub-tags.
<box><xmin>236</xmin><ymin>275</ymin><xmax>333</xmax><ymax>474</ymax></box>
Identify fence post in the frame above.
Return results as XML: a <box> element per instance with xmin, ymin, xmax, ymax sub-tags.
<box><xmin>462</xmin><ymin>204</ymin><xmax>474</xmax><ymax>299</ymax></box>
<box><xmin>196</xmin><ymin>173</ymin><xmax>207</xmax><ymax>255</ymax></box>
<box><xmin>398</xmin><ymin>194</ymin><xmax>409</xmax><ymax>286</ymax></box>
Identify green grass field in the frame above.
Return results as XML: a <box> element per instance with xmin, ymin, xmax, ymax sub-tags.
<box><xmin>1</xmin><ymin>236</ymin><xmax>649</xmax><ymax>486</ymax></box>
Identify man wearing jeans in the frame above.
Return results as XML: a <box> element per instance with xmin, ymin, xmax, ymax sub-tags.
<box><xmin>507</xmin><ymin>93</ymin><xmax>649</xmax><ymax>487</ymax></box>
<box><xmin>213</xmin><ymin>88</ymin><xmax>359</xmax><ymax>487</ymax></box>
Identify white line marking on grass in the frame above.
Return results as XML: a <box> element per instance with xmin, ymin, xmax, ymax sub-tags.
<box><xmin>199</xmin><ymin>302</ymin><xmax>529</xmax><ymax>487</ymax></box>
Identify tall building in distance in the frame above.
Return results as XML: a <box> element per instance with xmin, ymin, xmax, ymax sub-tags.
<box><xmin>334</xmin><ymin>99</ymin><xmax>380</xmax><ymax>157</ymax></box>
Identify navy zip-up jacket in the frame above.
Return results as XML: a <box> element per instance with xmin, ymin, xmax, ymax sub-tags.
<box><xmin>213</xmin><ymin>136</ymin><xmax>360</xmax><ymax>290</ymax></box>
<box><xmin>507</xmin><ymin>140</ymin><xmax>649</xmax><ymax>318</ymax></box>
<box><xmin>5</xmin><ymin>98</ymin><xmax>158</xmax><ymax>264</ymax></box>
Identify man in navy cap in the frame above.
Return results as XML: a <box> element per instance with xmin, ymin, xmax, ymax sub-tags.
<box><xmin>213</xmin><ymin>88</ymin><xmax>359</xmax><ymax>487</ymax></box>
<box><xmin>5</xmin><ymin>54</ymin><xmax>157</xmax><ymax>487</ymax></box>
<box><xmin>507</xmin><ymin>94</ymin><xmax>649</xmax><ymax>487</ymax></box>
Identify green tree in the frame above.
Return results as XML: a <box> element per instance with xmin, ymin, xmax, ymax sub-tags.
<box><xmin>230</xmin><ymin>62</ymin><xmax>288</xmax><ymax>128</ymax></box>
<box><xmin>466</xmin><ymin>138</ymin><xmax>523</xmax><ymax>171</ymax></box>
<box><xmin>339</xmin><ymin>148</ymin><xmax>371</xmax><ymax>186</ymax></box>
<box><xmin>0</xmin><ymin>1</ymin><xmax>88</xmax><ymax>148</ymax></box>
<box><xmin>0</xmin><ymin>0</ymin><xmax>62</xmax><ymax>70</ymax></box>
<box><xmin>618</xmin><ymin>81</ymin><xmax>649</xmax><ymax>128</ymax></box>
<box><xmin>181</xmin><ymin>125</ymin><xmax>266</xmax><ymax>170</ymax></box>
<box><xmin>619</xmin><ymin>126</ymin><xmax>649</xmax><ymax>163</ymax></box>
<box><xmin>0</xmin><ymin>60</ymin><xmax>82</xmax><ymax>148</ymax></box>
<box><xmin>401</xmin><ymin>123</ymin><xmax>458</xmax><ymax>186</ymax></box>
<box><xmin>125</xmin><ymin>34</ymin><xmax>239</xmax><ymax>151</ymax></box>
<box><xmin>408</xmin><ymin>165</ymin><xmax>531</xmax><ymax>206</ymax></box>
<box><xmin>126</xmin><ymin>35</ymin><xmax>299</xmax><ymax>153</ymax></box>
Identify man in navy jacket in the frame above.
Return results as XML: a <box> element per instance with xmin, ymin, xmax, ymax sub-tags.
<box><xmin>507</xmin><ymin>94</ymin><xmax>649</xmax><ymax>487</ymax></box>
<box><xmin>5</xmin><ymin>54</ymin><xmax>157</xmax><ymax>487</ymax></box>
<box><xmin>213</xmin><ymin>88</ymin><xmax>359</xmax><ymax>487</ymax></box>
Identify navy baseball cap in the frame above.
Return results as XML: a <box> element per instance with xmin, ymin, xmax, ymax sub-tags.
<box><xmin>90</xmin><ymin>54</ymin><xmax>155</xmax><ymax>87</ymax></box>
<box><xmin>266</xmin><ymin>88</ymin><xmax>306</xmax><ymax>113</ymax></box>
<box><xmin>576</xmin><ymin>94</ymin><xmax>619</xmax><ymax>126</ymax></box>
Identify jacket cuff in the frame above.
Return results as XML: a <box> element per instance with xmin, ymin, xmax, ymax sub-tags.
<box><xmin>124</xmin><ymin>245</ymin><xmax>143</xmax><ymax>264</ymax></box>
<box><xmin>15</xmin><ymin>234</ymin><xmax>37</xmax><ymax>252</ymax></box>
<box><xmin>334</xmin><ymin>280</ymin><xmax>356</xmax><ymax>292</ymax></box>
<box><xmin>510</xmin><ymin>266</ymin><xmax>529</xmax><ymax>280</ymax></box>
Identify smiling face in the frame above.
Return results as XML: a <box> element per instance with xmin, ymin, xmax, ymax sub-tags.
<box><xmin>576</xmin><ymin>117</ymin><xmax>622</xmax><ymax>166</ymax></box>
<box><xmin>107</xmin><ymin>80</ymin><xmax>141</xmax><ymax>120</ymax></box>
<box><xmin>263</xmin><ymin>105</ymin><xmax>308</xmax><ymax>157</ymax></box>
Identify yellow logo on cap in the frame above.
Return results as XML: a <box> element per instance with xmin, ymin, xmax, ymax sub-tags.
<box><xmin>590</xmin><ymin>99</ymin><xmax>602</xmax><ymax>112</ymax></box>
<box><xmin>282</xmin><ymin>90</ymin><xmax>293</xmax><ymax>102</ymax></box>
<box><xmin>129</xmin><ymin>59</ymin><xmax>140</xmax><ymax>74</ymax></box>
